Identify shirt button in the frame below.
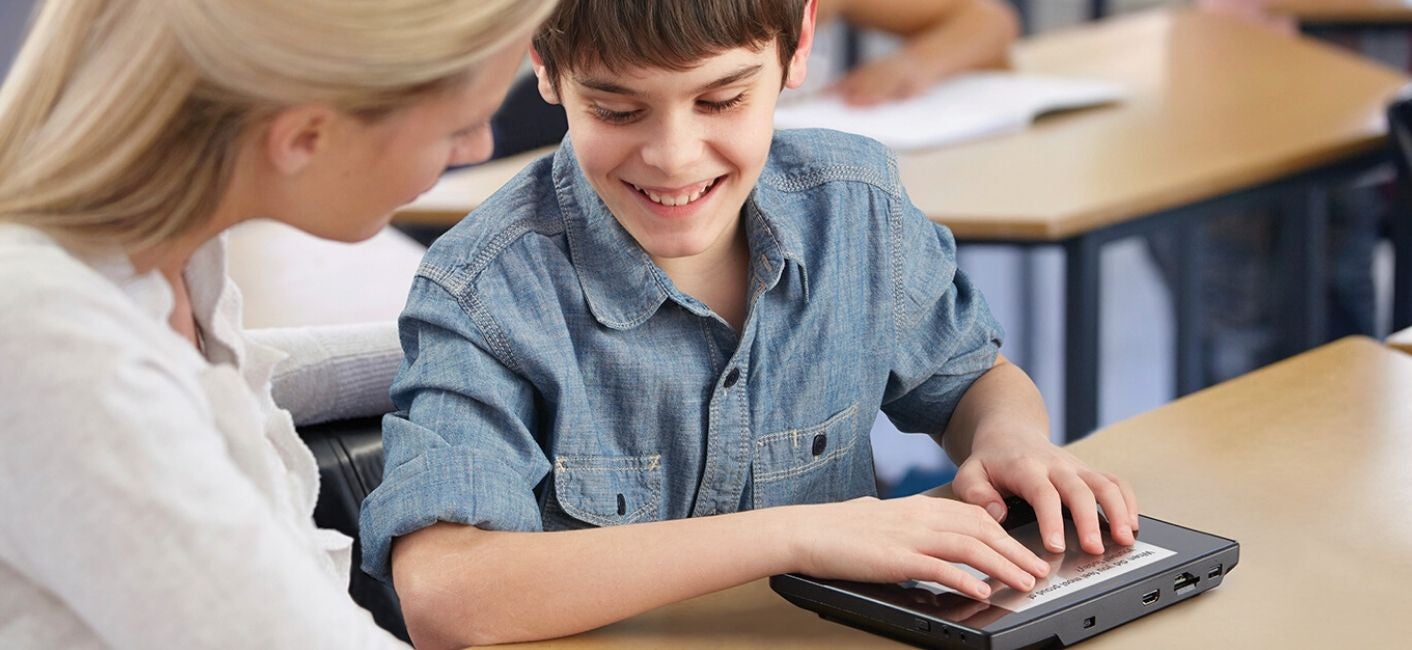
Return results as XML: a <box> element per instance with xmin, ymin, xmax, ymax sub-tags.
<box><xmin>723</xmin><ymin>367</ymin><xmax>741</xmax><ymax>388</ymax></box>
<box><xmin>812</xmin><ymin>433</ymin><xmax>827</xmax><ymax>456</ymax></box>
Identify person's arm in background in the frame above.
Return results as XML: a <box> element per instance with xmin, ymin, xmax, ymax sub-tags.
<box><xmin>825</xmin><ymin>0</ymin><xmax>1019</xmax><ymax>105</ymax></box>
<box><xmin>1196</xmin><ymin>0</ymin><xmax>1296</xmax><ymax>36</ymax></box>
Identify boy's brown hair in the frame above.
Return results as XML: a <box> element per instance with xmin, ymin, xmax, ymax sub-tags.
<box><xmin>533</xmin><ymin>0</ymin><xmax>808</xmax><ymax>92</ymax></box>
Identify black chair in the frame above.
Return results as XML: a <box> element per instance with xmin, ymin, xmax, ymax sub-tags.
<box><xmin>1384</xmin><ymin>89</ymin><xmax>1412</xmax><ymax>330</ymax></box>
<box><xmin>297</xmin><ymin>417</ymin><xmax>409</xmax><ymax>641</ymax></box>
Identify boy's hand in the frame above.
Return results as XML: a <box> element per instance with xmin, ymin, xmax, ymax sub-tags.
<box><xmin>951</xmin><ymin>432</ymin><xmax>1139</xmax><ymax>556</ymax></box>
<box><xmin>785</xmin><ymin>495</ymin><xmax>1051</xmax><ymax>600</ymax></box>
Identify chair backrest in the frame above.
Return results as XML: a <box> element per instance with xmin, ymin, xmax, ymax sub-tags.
<box><xmin>298</xmin><ymin>417</ymin><xmax>409</xmax><ymax>642</ymax></box>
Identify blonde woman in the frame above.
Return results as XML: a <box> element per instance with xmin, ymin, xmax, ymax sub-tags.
<box><xmin>0</xmin><ymin>0</ymin><xmax>554</xmax><ymax>648</ymax></box>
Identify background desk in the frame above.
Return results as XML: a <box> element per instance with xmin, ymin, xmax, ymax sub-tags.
<box><xmin>398</xmin><ymin>9</ymin><xmax>1409</xmax><ymax>441</ymax></box>
<box><xmin>497</xmin><ymin>337</ymin><xmax>1412</xmax><ymax>648</ymax></box>
<box><xmin>901</xmin><ymin>8</ymin><xmax>1408</xmax><ymax>440</ymax></box>
<box><xmin>1269</xmin><ymin>0</ymin><xmax>1412</xmax><ymax>25</ymax></box>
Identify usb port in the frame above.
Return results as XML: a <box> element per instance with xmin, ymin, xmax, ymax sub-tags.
<box><xmin>1173</xmin><ymin>572</ymin><xmax>1200</xmax><ymax>595</ymax></box>
<box><xmin>1207</xmin><ymin>564</ymin><xmax>1223</xmax><ymax>579</ymax></box>
<box><xmin>1141</xmin><ymin>589</ymin><xmax>1160</xmax><ymax>606</ymax></box>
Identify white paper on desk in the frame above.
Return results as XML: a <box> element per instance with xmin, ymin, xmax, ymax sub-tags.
<box><xmin>904</xmin><ymin>521</ymin><xmax>1176</xmax><ymax>614</ymax></box>
<box><xmin>773</xmin><ymin>72</ymin><xmax>1126</xmax><ymax>151</ymax></box>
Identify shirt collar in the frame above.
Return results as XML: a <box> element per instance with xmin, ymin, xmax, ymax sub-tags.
<box><xmin>553</xmin><ymin>138</ymin><xmax>811</xmax><ymax>330</ymax></box>
<box><xmin>74</xmin><ymin>231</ymin><xmax>284</xmax><ymax>381</ymax></box>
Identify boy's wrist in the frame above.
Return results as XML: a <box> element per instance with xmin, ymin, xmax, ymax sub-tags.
<box><xmin>754</xmin><ymin>504</ymin><xmax>813</xmax><ymax>575</ymax></box>
<box><xmin>970</xmin><ymin>420</ymin><xmax>1051</xmax><ymax>454</ymax></box>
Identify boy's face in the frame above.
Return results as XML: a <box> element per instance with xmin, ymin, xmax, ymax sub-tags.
<box><xmin>534</xmin><ymin>28</ymin><xmax>813</xmax><ymax>266</ymax></box>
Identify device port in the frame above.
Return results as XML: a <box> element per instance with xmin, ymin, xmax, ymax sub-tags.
<box><xmin>1207</xmin><ymin>564</ymin><xmax>1223</xmax><ymax>579</ymax></box>
<box><xmin>1173</xmin><ymin>572</ymin><xmax>1200</xmax><ymax>595</ymax></box>
<box><xmin>1141</xmin><ymin>589</ymin><xmax>1160</xmax><ymax>606</ymax></box>
<box><xmin>1082</xmin><ymin>616</ymin><xmax>1096</xmax><ymax>629</ymax></box>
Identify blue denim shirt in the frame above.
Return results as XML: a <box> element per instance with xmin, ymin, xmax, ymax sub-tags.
<box><xmin>360</xmin><ymin>129</ymin><xmax>1003</xmax><ymax>582</ymax></box>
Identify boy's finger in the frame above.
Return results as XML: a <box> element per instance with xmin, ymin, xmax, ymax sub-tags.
<box><xmin>1106</xmin><ymin>472</ymin><xmax>1141</xmax><ymax>531</ymax></box>
<box><xmin>1054</xmin><ymin>472</ymin><xmax>1103</xmax><ymax>555</ymax></box>
<box><xmin>919</xmin><ymin>557</ymin><xmax>993</xmax><ymax>601</ymax></box>
<box><xmin>922</xmin><ymin>534</ymin><xmax>1035</xmax><ymax>594</ymax></box>
<box><xmin>988</xmin><ymin>529</ymin><xmax>1051</xmax><ymax>578</ymax></box>
<box><xmin>1017</xmin><ymin>478</ymin><xmax>1065</xmax><ymax>553</ymax></box>
<box><xmin>953</xmin><ymin>464</ymin><xmax>1007</xmax><ymax>522</ymax></box>
<box><xmin>1088</xmin><ymin>476</ymin><xmax>1134</xmax><ymax>546</ymax></box>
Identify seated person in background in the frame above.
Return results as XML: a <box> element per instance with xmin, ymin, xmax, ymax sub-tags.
<box><xmin>361</xmin><ymin>1</ymin><xmax>1137</xmax><ymax>648</ymax></box>
<box><xmin>813</xmin><ymin>0</ymin><xmax>1019</xmax><ymax>105</ymax></box>
<box><xmin>486</xmin><ymin>0</ymin><xmax>1018</xmax><ymax>158</ymax></box>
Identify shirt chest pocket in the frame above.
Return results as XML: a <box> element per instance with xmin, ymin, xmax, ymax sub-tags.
<box><xmin>550</xmin><ymin>454</ymin><xmax>664</xmax><ymax>528</ymax></box>
<box><xmin>752</xmin><ymin>403</ymin><xmax>875</xmax><ymax>509</ymax></box>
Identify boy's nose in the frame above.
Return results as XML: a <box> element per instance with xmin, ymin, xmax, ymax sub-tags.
<box><xmin>639</xmin><ymin>114</ymin><xmax>705</xmax><ymax>175</ymax></box>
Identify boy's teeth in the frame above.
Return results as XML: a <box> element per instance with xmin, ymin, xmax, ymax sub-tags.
<box><xmin>634</xmin><ymin>179</ymin><xmax>715</xmax><ymax>207</ymax></box>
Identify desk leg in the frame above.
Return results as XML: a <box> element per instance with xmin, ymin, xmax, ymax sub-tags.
<box><xmin>1064</xmin><ymin>235</ymin><xmax>1101</xmax><ymax>443</ymax></box>
<box><xmin>1283</xmin><ymin>187</ymin><xmax>1330</xmax><ymax>353</ymax></box>
<box><xmin>1090</xmin><ymin>0</ymin><xmax>1109</xmax><ymax>20</ymax></box>
<box><xmin>1175</xmin><ymin>217</ymin><xmax>1205</xmax><ymax>396</ymax></box>
<box><xmin>1393</xmin><ymin>188</ymin><xmax>1412</xmax><ymax>330</ymax></box>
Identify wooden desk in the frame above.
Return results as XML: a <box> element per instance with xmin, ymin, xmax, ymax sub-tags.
<box><xmin>398</xmin><ymin>9</ymin><xmax>1410</xmax><ymax>441</ymax></box>
<box><xmin>902</xmin><ymin>8</ymin><xmax>1407</xmax><ymax>439</ymax></box>
<box><xmin>503</xmin><ymin>337</ymin><xmax>1412</xmax><ymax>648</ymax></box>
<box><xmin>1389</xmin><ymin>325</ymin><xmax>1412</xmax><ymax>352</ymax></box>
<box><xmin>1268</xmin><ymin>0</ymin><xmax>1412</xmax><ymax>24</ymax></box>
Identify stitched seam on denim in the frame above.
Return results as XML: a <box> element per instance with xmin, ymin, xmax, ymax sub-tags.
<box><xmin>753</xmin><ymin>441</ymin><xmax>856</xmax><ymax>483</ymax></box>
<box><xmin>755</xmin><ymin>403</ymin><xmax>860</xmax><ymax>446</ymax></box>
<box><xmin>555</xmin><ymin>165</ymin><xmax>664</xmax><ymax>330</ymax></box>
<box><xmin>454</xmin><ymin>220</ymin><xmax>555</xmax><ymax>374</ymax></box>
<box><xmin>696</xmin><ymin>325</ymin><xmax>727</xmax><ymax>516</ymax></box>
<box><xmin>734</xmin><ymin>355</ymin><xmax>751</xmax><ymax>513</ymax></box>
<box><xmin>554</xmin><ymin>456</ymin><xmax>662</xmax><ymax>525</ymax></box>
<box><xmin>459</xmin><ymin>289</ymin><xmax>521</xmax><ymax>376</ymax></box>
<box><xmin>888</xmin><ymin>196</ymin><xmax>905</xmax><ymax>342</ymax></box>
<box><xmin>761</xmin><ymin>162</ymin><xmax>900</xmax><ymax>198</ymax></box>
<box><xmin>556</xmin><ymin>484</ymin><xmax>660</xmax><ymax>526</ymax></box>
<box><xmin>553</xmin><ymin>454</ymin><xmax>663</xmax><ymax>472</ymax></box>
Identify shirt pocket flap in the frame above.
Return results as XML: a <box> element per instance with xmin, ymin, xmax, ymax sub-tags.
<box><xmin>754</xmin><ymin>403</ymin><xmax>860</xmax><ymax>483</ymax></box>
<box><xmin>553</xmin><ymin>454</ymin><xmax>662</xmax><ymax>527</ymax></box>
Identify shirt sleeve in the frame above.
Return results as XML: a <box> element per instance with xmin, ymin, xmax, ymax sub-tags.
<box><xmin>247</xmin><ymin>321</ymin><xmax>402</xmax><ymax>426</ymax></box>
<box><xmin>358</xmin><ymin>275</ymin><xmax>552</xmax><ymax>584</ymax></box>
<box><xmin>879</xmin><ymin>187</ymin><xmax>1005</xmax><ymax>435</ymax></box>
<box><xmin>0</xmin><ymin>288</ymin><xmax>406</xmax><ymax>649</ymax></box>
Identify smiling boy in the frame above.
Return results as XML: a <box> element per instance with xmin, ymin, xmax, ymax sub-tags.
<box><xmin>360</xmin><ymin>2</ymin><xmax>1139</xmax><ymax>648</ymax></box>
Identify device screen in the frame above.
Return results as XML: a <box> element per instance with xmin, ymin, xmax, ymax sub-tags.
<box><xmin>834</xmin><ymin>518</ymin><xmax>1177</xmax><ymax>629</ymax></box>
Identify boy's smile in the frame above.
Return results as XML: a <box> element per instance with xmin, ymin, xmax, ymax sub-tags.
<box><xmin>538</xmin><ymin>39</ymin><xmax>812</xmax><ymax>270</ymax></box>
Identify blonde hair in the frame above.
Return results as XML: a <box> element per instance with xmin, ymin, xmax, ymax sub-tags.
<box><xmin>0</xmin><ymin>0</ymin><xmax>554</xmax><ymax>251</ymax></box>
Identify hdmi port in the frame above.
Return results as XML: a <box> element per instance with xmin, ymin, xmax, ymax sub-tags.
<box><xmin>1141</xmin><ymin>589</ymin><xmax>1160</xmax><ymax>606</ymax></box>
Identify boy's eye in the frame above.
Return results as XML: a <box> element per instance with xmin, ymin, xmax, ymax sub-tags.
<box><xmin>590</xmin><ymin>104</ymin><xmax>641</xmax><ymax>125</ymax></box>
<box><xmin>698</xmin><ymin>93</ymin><xmax>746</xmax><ymax>113</ymax></box>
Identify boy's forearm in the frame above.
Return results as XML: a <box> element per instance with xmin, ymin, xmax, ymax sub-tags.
<box><xmin>937</xmin><ymin>354</ymin><xmax>1051</xmax><ymax>463</ymax></box>
<box><xmin>392</xmin><ymin>507</ymin><xmax>803</xmax><ymax>649</ymax></box>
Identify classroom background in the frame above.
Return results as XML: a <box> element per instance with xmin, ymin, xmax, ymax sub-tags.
<box><xmin>1</xmin><ymin>0</ymin><xmax>1402</xmax><ymax>495</ymax></box>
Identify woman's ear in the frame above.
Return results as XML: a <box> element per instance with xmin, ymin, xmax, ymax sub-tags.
<box><xmin>263</xmin><ymin>105</ymin><xmax>339</xmax><ymax>175</ymax></box>
<box><xmin>529</xmin><ymin>48</ymin><xmax>561</xmax><ymax>105</ymax></box>
<box><xmin>785</xmin><ymin>0</ymin><xmax>820</xmax><ymax>90</ymax></box>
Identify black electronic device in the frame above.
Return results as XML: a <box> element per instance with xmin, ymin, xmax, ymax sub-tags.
<box><xmin>771</xmin><ymin>502</ymin><xmax>1238</xmax><ymax>649</ymax></box>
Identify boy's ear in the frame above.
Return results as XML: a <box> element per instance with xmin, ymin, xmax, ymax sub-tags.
<box><xmin>263</xmin><ymin>104</ymin><xmax>339</xmax><ymax>175</ymax></box>
<box><xmin>784</xmin><ymin>0</ymin><xmax>820</xmax><ymax>90</ymax></box>
<box><xmin>529</xmin><ymin>47</ymin><xmax>562</xmax><ymax>105</ymax></box>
